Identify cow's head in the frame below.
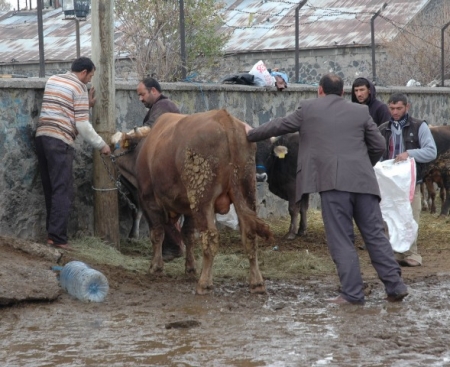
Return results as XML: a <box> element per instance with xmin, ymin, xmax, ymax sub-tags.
<box><xmin>111</xmin><ymin>126</ymin><xmax>152</xmax><ymax>152</ymax></box>
<box><xmin>255</xmin><ymin>137</ymin><xmax>288</xmax><ymax>182</ymax></box>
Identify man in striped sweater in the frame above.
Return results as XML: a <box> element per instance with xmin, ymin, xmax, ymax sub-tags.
<box><xmin>35</xmin><ymin>57</ymin><xmax>111</xmax><ymax>250</ymax></box>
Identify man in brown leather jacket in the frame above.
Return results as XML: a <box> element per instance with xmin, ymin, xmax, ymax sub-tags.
<box><xmin>137</xmin><ymin>77</ymin><xmax>180</xmax><ymax>127</ymax></box>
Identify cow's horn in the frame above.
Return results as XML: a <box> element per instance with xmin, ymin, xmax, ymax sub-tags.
<box><xmin>270</xmin><ymin>136</ymin><xmax>280</xmax><ymax>144</ymax></box>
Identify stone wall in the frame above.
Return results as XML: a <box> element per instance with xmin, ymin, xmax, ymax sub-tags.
<box><xmin>1</xmin><ymin>79</ymin><xmax>449</xmax><ymax>242</ymax></box>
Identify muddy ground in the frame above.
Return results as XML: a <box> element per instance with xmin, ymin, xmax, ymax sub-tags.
<box><xmin>1</xmin><ymin>210</ymin><xmax>450</xmax><ymax>366</ymax></box>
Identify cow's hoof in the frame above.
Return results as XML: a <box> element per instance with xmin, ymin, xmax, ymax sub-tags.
<box><xmin>297</xmin><ymin>230</ymin><xmax>307</xmax><ymax>237</ymax></box>
<box><xmin>149</xmin><ymin>266</ymin><xmax>164</xmax><ymax>274</ymax></box>
<box><xmin>250</xmin><ymin>284</ymin><xmax>266</xmax><ymax>294</ymax></box>
<box><xmin>284</xmin><ymin>232</ymin><xmax>296</xmax><ymax>240</ymax></box>
<box><xmin>185</xmin><ymin>268</ymin><xmax>197</xmax><ymax>278</ymax></box>
<box><xmin>196</xmin><ymin>284</ymin><xmax>213</xmax><ymax>295</ymax></box>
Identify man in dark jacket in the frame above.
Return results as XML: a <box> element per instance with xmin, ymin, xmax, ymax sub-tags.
<box><xmin>351</xmin><ymin>77</ymin><xmax>391</xmax><ymax>126</ymax></box>
<box><xmin>244</xmin><ymin>73</ymin><xmax>408</xmax><ymax>305</ymax></box>
<box><xmin>137</xmin><ymin>77</ymin><xmax>180</xmax><ymax>127</ymax></box>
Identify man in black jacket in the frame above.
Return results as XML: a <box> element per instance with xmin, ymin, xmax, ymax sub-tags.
<box><xmin>351</xmin><ymin>77</ymin><xmax>391</xmax><ymax>126</ymax></box>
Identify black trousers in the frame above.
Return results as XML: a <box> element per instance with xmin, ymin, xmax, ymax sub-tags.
<box><xmin>35</xmin><ymin>136</ymin><xmax>75</xmax><ymax>245</ymax></box>
<box><xmin>320</xmin><ymin>190</ymin><xmax>407</xmax><ymax>303</ymax></box>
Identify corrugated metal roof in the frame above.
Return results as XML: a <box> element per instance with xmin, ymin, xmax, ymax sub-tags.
<box><xmin>221</xmin><ymin>0</ymin><xmax>431</xmax><ymax>53</ymax></box>
<box><xmin>0</xmin><ymin>8</ymin><xmax>124</xmax><ymax>64</ymax></box>
<box><xmin>0</xmin><ymin>0</ymin><xmax>432</xmax><ymax>64</ymax></box>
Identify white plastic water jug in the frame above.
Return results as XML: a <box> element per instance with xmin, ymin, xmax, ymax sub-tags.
<box><xmin>59</xmin><ymin>261</ymin><xmax>109</xmax><ymax>302</ymax></box>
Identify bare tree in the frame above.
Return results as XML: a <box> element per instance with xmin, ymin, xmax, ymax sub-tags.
<box><xmin>115</xmin><ymin>0</ymin><xmax>230</xmax><ymax>82</ymax></box>
<box><xmin>378</xmin><ymin>1</ymin><xmax>450</xmax><ymax>86</ymax></box>
<box><xmin>0</xmin><ymin>0</ymin><xmax>11</xmax><ymax>11</ymax></box>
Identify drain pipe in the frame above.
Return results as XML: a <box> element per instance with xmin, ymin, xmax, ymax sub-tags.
<box><xmin>441</xmin><ymin>21</ymin><xmax>450</xmax><ymax>87</ymax></box>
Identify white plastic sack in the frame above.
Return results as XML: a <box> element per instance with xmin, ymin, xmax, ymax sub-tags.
<box><xmin>374</xmin><ymin>158</ymin><xmax>417</xmax><ymax>253</ymax></box>
<box><xmin>215</xmin><ymin>204</ymin><xmax>239</xmax><ymax>230</ymax></box>
<box><xmin>249</xmin><ymin>60</ymin><xmax>275</xmax><ymax>87</ymax></box>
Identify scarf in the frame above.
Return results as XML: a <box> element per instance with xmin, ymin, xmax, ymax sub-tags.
<box><xmin>389</xmin><ymin>114</ymin><xmax>408</xmax><ymax>159</ymax></box>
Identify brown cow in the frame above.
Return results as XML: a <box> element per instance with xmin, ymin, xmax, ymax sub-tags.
<box><xmin>111</xmin><ymin>110</ymin><xmax>272</xmax><ymax>295</ymax></box>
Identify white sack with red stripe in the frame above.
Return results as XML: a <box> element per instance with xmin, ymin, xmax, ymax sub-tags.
<box><xmin>374</xmin><ymin>158</ymin><xmax>418</xmax><ymax>253</ymax></box>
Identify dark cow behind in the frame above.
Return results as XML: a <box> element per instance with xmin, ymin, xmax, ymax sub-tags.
<box><xmin>421</xmin><ymin>125</ymin><xmax>450</xmax><ymax>216</ymax></box>
<box><xmin>255</xmin><ymin>132</ymin><xmax>309</xmax><ymax>240</ymax></box>
<box><xmin>111</xmin><ymin>109</ymin><xmax>272</xmax><ymax>295</ymax></box>
<box><xmin>422</xmin><ymin>167</ymin><xmax>445</xmax><ymax>214</ymax></box>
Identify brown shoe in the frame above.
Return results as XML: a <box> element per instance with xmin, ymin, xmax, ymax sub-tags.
<box><xmin>326</xmin><ymin>295</ymin><xmax>364</xmax><ymax>305</ymax></box>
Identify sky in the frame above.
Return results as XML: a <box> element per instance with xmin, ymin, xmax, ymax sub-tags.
<box><xmin>6</xmin><ymin>0</ymin><xmax>25</xmax><ymax>11</ymax></box>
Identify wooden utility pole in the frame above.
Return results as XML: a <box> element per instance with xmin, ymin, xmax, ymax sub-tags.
<box><xmin>91</xmin><ymin>0</ymin><xmax>120</xmax><ymax>247</ymax></box>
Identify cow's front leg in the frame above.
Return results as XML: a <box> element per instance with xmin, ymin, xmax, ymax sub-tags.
<box><xmin>196</xmin><ymin>229</ymin><xmax>219</xmax><ymax>295</ymax></box>
<box><xmin>128</xmin><ymin>208</ymin><xmax>143</xmax><ymax>239</ymax></box>
<box><xmin>149</xmin><ymin>225</ymin><xmax>165</xmax><ymax>273</ymax></box>
<box><xmin>286</xmin><ymin>200</ymin><xmax>300</xmax><ymax>240</ymax></box>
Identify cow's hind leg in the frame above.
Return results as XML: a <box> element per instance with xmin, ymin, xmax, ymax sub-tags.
<box><xmin>196</xmin><ymin>226</ymin><xmax>219</xmax><ymax>295</ymax></box>
<box><xmin>149</xmin><ymin>225</ymin><xmax>165</xmax><ymax>274</ymax></box>
<box><xmin>181</xmin><ymin>215</ymin><xmax>197</xmax><ymax>277</ymax></box>
<box><xmin>238</xmin><ymin>217</ymin><xmax>266</xmax><ymax>294</ymax></box>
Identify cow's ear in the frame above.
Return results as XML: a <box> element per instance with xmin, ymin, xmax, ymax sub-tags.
<box><xmin>273</xmin><ymin>145</ymin><xmax>288</xmax><ymax>159</ymax></box>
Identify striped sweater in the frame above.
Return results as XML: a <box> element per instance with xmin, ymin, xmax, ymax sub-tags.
<box><xmin>36</xmin><ymin>72</ymin><xmax>105</xmax><ymax>150</ymax></box>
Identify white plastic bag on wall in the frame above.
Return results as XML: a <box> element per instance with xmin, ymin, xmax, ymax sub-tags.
<box><xmin>374</xmin><ymin>158</ymin><xmax>417</xmax><ymax>253</ymax></box>
<box><xmin>249</xmin><ymin>60</ymin><xmax>275</xmax><ymax>87</ymax></box>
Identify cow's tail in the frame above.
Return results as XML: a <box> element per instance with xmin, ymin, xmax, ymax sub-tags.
<box><xmin>237</xmin><ymin>208</ymin><xmax>273</xmax><ymax>241</ymax></box>
<box><xmin>220</xmin><ymin>109</ymin><xmax>273</xmax><ymax>242</ymax></box>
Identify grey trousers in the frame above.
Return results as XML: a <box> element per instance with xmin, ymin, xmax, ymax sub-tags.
<box><xmin>320</xmin><ymin>190</ymin><xmax>407</xmax><ymax>303</ymax></box>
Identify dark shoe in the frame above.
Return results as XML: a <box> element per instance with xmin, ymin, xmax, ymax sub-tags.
<box><xmin>386</xmin><ymin>290</ymin><xmax>409</xmax><ymax>302</ymax></box>
<box><xmin>47</xmin><ymin>239</ymin><xmax>73</xmax><ymax>251</ymax></box>
<box><xmin>326</xmin><ymin>295</ymin><xmax>364</xmax><ymax>305</ymax></box>
<box><xmin>397</xmin><ymin>259</ymin><xmax>421</xmax><ymax>267</ymax></box>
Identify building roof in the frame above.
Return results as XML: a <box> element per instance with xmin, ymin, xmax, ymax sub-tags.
<box><xmin>0</xmin><ymin>0</ymin><xmax>432</xmax><ymax>65</ymax></box>
<box><xmin>220</xmin><ymin>0</ymin><xmax>431</xmax><ymax>53</ymax></box>
<box><xmin>0</xmin><ymin>7</ymin><xmax>124</xmax><ymax>65</ymax></box>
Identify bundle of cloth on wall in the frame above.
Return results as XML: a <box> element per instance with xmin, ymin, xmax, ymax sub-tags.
<box><xmin>222</xmin><ymin>60</ymin><xmax>288</xmax><ymax>91</ymax></box>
